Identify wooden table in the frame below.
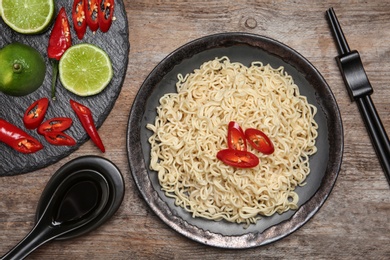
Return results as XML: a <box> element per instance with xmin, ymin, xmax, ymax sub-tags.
<box><xmin>1</xmin><ymin>0</ymin><xmax>389</xmax><ymax>259</ymax></box>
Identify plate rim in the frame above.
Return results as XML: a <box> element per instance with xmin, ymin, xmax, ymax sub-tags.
<box><xmin>127</xmin><ymin>32</ymin><xmax>343</xmax><ymax>248</ymax></box>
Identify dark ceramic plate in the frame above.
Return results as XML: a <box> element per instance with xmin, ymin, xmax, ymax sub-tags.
<box><xmin>127</xmin><ymin>33</ymin><xmax>343</xmax><ymax>248</ymax></box>
<box><xmin>0</xmin><ymin>0</ymin><xmax>129</xmax><ymax>176</ymax></box>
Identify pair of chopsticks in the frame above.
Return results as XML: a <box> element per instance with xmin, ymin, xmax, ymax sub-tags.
<box><xmin>326</xmin><ymin>8</ymin><xmax>390</xmax><ymax>186</ymax></box>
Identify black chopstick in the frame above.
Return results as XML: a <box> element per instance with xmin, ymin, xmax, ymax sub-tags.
<box><xmin>357</xmin><ymin>96</ymin><xmax>390</xmax><ymax>178</ymax></box>
<box><xmin>326</xmin><ymin>8</ymin><xmax>350</xmax><ymax>55</ymax></box>
<box><xmin>326</xmin><ymin>8</ymin><xmax>390</xmax><ymax>186</ymax></box>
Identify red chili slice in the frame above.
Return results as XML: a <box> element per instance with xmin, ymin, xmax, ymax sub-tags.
<box><xmin>0</xmin><ymin>119</ymin><xmax>43</xmax><ymax>153</ymax></box>
<box><xmin>217</xmin><ymin>149</ymin><xmax>259</xmax><ymax>168</ymax></box>
<box><xmin>245</xmin><ymin>128</ymin><xmax>274</xmax><ymax>155</ymax></box>
<box><xmin>98</xmin><ymin>0</ymin><xmax>114</xmax><ymax>32</ymax></box>
<box><xmin>23</xmin><ymin>97</ymin><xmax>49</xmax><ymax>129</ymax></box>
<box><xmin>44</xmin><ymin>132</ymin><xmax>76</xmax><ymax>146</ymax></box>
<box><xmin>72</xmin><ymin>0</ymin><xmax>87</xmax><ymax>39</ymax></box>
<box><xmin>227</xmin><ymin>121</ymin><xmax>247</xmax><ymax>151</ymax></box>
<box><xmin>85</xmin><ymin>0</ymin><xmax>99</xmax><ymax>31</ymax></box>
<box><xmin>37</xmin><ymin>117</ymin><xmax>73</xmax><ymax>135</ymax></box>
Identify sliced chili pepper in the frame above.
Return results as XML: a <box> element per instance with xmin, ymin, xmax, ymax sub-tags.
<box><xmin>48</xmin><ymin>8</ymin><xmax>72</xmax><ymax>61</ymax></box>
<box><xmin>48</xmin><ymin>7</ymin><xmax>72</xmax><ymax>99</ymax></box>
<box><xmin>23</xmin><ymin>97</ymin><xmax>49</xmax><ymax>129</ymax></box>
<box><xmin>70</xmin><ymin>99</ymin><xmax>105</xmax><ymax>152</ymax></box>
<box><xmin>38</xmin><ymin>117</ymin><xmax>73</xmax><ymax>135</ymax></box>
<box><xmin>72</xmin><ymin>0</ymin><xmax>87</xmax><ymax>39</ymax></box>
<box><xmin>98</xmin><ymin>0</ymin><xmax>114</xmax><ymax>32</ymax></box>
<box><xmin>43</xmin><ymin>132</ymin><xmax>76</xmax><ymax>146</ymax></box>
<box><xmin>227</xmin><ymin>121</ymin><xmax>247</xmax><ymax>151</ymax></box>
<box><xmin>0</xmin><ymin>119</ymin><xmax>43</xmax><ymax>153</ymax></box>
<box><xmin>217</xmin><ymin>149</ymin><xmax>259</xmax><ymax>168</ymax></box>
<box><xmin>245</xmin><ymin>128</ymin><xmax>274</xmax><ymax>155</ymax></box>
<box><xmin>85</xmin><ymin>0</ymin><xmax>99</xmax><ymax>32</ymax></box>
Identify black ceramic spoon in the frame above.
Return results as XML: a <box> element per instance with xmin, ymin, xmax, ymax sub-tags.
<box><xmin>1</xmin><ymin>156</ymin><xmax>125</xmax><ymax>260</ymax></box>
<box><xmin>1</xmin><ymin>169</ymin><xmax>109</xmax><ymax>260</ymax></box>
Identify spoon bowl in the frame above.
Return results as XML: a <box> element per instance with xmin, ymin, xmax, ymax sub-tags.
<box><xmin>42</xmin><ymin>169</ymin><xmax>110</xmax><ymax>230</ymax></box>
<box><xmin>36</xmin><ymin>156</ymin><xmax>125</xmax><ymax>240</ymax></box>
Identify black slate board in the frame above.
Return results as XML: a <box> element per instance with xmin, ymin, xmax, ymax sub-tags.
<box><xmin>0</xmin><ymin>0</ymin><xmax>130</xmax><ymax>176</ymax></box>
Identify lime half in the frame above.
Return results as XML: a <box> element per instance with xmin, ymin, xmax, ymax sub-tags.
<box><xmin>0</xmin><ymin>0</ymin><xmax>54</xmax><ymax>34</ymax></box>
<box><xmin>59</xmin><ymin>44</ymin><xmax>113</xmax><ymax>97</ymax></box>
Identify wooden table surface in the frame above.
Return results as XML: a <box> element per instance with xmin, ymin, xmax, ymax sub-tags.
<box><xmin>1</xmin><ymin>0</ymin><xmax>389</xmax><ymax>259</ymax></box>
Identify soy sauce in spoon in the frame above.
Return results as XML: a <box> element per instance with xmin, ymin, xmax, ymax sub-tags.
<box><xmin>54</xmin><ymin>180</ymin><xmax>99</xmax><ymax>224</ymax></box>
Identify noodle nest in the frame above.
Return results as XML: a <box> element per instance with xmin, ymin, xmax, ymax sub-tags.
<box><xmin>147</xmin><ymin>56</ymin><xmax>318</xmax><ymax>225</ymax></box>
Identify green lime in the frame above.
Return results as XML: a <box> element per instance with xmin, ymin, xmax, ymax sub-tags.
<box><xmin>0</xmin><ymin>42</ymin><xmax>46</xmax><ymax>96</ymax></box>
<box><xmin>0</xmin><ymin>0</ymin><xmax>54</xmax><ymax>34</ymax></box>
<box><xmin>59</xmin><ymin>44</ymin><xmax>113</xmax><ymax>97</ymax></box>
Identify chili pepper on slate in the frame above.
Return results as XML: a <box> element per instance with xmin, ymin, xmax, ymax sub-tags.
<box><xmin>72</xmin><ymin>0</ymin><xmax>87</xmax><ymax>39</ymax></box>
<box><xmin>0</xmin><ymin>119</ymin><xmax>43</xmax><ymax>153</ymax></box>
<box><xmin>85</xmin><ymin>0</ymin><xmax>99</xmax><ymax>32</ymax></box>
<box><xmin>23</xmin><ymin>97</ymin><xmax>49</xmax><ymax>129</ymax></box>
<box><xmin>43</xmin><ymin>131</ymin><xmax>76</xmax><ymax>146</ymax></box>
<box><xmin>70</xmin><ymin>99</ymin><xmax>105</xmax><ymax>152</ymax></box>
<box><xmin>38</xmin><ymin>117</ymin><xmax>73</xmax><ymax>135</ymax></box>
<box><xmin>48</xmin><ymin>7</ymin><xmax>72</xmax><ymax>99</ymax></box>
<box><xmin>98</xmin><ymin>0</ymin><xmax>115</xmax><ymax>32</ymax></box>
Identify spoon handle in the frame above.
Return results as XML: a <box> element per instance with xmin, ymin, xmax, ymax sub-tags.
<box><xmin>1</xmin><ymin>222</ymin><xmax>56</xmax><ymax>260</ymax></box>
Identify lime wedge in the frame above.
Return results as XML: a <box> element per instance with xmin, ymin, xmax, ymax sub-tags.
<box><xmin>59</xmin><ymin>44</ymin><xmax>113</xmax><ymax>97</ymax></box>
<box><xmin>0</xmin><ymin>0</ymin><xmax>54</xmax><ymax>34</ymax></box>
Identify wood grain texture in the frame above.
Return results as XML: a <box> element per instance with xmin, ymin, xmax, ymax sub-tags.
<box><xmin>1</xmin><ymin>0</ymin><xmax>389</xmax><ymax>259</ymax></box>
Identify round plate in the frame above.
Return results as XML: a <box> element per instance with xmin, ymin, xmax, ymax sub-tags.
<box><xmin>0</xmin><ymin>0</ymin><xmax>129</xmax><ymax>176</ymax></box>
<box><xmin>35</xmin><ymin>156</ymin><xmax>125</xmax><ymax>240</ymax></box>
<box><xmin>127</xmin><ymin>33</ymin><xmax>343</xmax><ymax>248</ymax></box>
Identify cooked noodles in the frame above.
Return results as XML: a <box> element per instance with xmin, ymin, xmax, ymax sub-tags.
<box><xmin>147</xmin><ymin>56</ymin><xmax>318</xmax><ymax>225</ymax></box>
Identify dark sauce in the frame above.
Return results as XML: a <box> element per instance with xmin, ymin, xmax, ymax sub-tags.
<box><xmin>54</xmin><ymin>180</ymin><xmax>99</xmax><ymax>224</ymax></box>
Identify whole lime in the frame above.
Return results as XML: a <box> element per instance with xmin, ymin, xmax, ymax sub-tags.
<box><xmin>0</xmin><ymin>42</ymin><xmax>46</xmax><ymax>96</ymax></box>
